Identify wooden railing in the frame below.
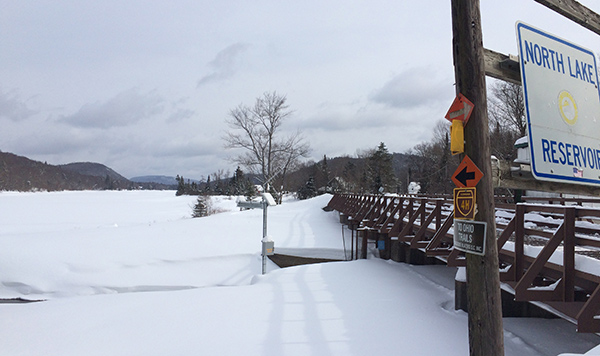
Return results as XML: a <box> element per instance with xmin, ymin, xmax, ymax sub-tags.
<box><xmin>326</xmin><ymin>193</ymin><xmax>600</xmax><ymax>333</ymax></box>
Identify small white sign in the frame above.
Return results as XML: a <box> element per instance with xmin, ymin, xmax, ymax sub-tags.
<box><xmin>516</xmin><ymin>22</ymin><xmax>600</xmax><ymax>185</ymax></box>
<box><xmin>262</xmin><ymin>193</ymin><xmax>277</xmax><ymax>206</ymax></box>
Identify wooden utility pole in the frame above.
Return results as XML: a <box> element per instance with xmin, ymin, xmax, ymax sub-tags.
<box><xmin>450</xmin><ymin>0</ymin><xmax>504</xmax><ymax>355</ymax></box>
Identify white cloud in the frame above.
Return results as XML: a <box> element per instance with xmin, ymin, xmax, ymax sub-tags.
<box><xmin>60</xmin><ymin>88</ymin><xmax>165</xmax><ymax>129</ymax></box>
<box><xmin>369</xmin><ymin>68</ymin><xmax>453</xmax><ymax>109</ymax></box>
<box><xmin>197</xmin><ymin>43</ymin><xmax>250</xmax><ymax>87</ymax></box>
<box><xmin>2</xmin><ymin>0</ymin><xmax>599</xmax><ymax>179</ymax></box>
<box><xmin>0</xmin><ymin>89</ymin><xmax>37</xmax><ymax>121</ymax></box>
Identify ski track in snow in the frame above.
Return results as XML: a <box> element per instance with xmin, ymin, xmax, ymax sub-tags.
<box><xmin>0</xmin><ymin>191</ymin><xmax>599</xmax><ymax>356</ymax></box>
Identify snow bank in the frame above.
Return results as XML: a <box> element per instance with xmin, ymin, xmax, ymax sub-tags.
<box><xmin>0</xmin><ymin>191</ymin><xmax>342</xmax><ymax>300</ymax></box>
<box><xmin>0</xmin><ymin>191</ymin><xmax>597</xmax><ymax>355</ymax></box>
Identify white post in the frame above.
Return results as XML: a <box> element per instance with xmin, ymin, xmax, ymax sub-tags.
<box><xmin>262</xmin><ymin>196</ymin><xmax>268</xmax><ymax>275</ymax></box>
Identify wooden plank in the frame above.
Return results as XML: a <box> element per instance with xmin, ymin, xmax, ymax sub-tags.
<box><xmin>496</xmin><ymin>216</ymin><xmax>515</xmax><ymax>248</ymax></box>
<box><xmin>398</xmin><ymin>203</ymin><xmax>424</xmax><ymax>240</ymax></box>
<box><xmin>426</xmin><ymin>211</ymin><xmax>455</xmax><ymax>254</ymax></box>
<box><xmin>494</xmin><ymin>159</ymin><xmax>600</xmax><ymax>196</ymax></box>
<box><xmin>515</xmin><ymin>204</ymin><xmax>525</xmax><ymax>281</ymax></box>
<box><xmin>563</xmin><ymin>207</ymin><xmax>576</xmax><ymax>302</ymax></box>
<box><xmin>379</xmin><ymin>201</ymin><xmax>403</xmax><ymax>234</ymax></box>
<box><xmin>515</xmin><ymin>224</ymin><xmax>565</xmax><ymax>301</ymax></box>
<box><xmin>576</xmin><ymin>284</ymin><xmax>600</xmax><ymax>332</ymax></box>
<box><xmin>374</xmin><ymin>197</ymin><xmax>396</xmax><ymax>226</ymax></box>
<box><xmin>447</xmin><ymin>247</ymin><xmax>466</xmax><ymax>267</ymax></box>
<box><xmin>484</xmin><ymin>48</ymin><xmax>521</xmax><ymax>84</ymax></box>
<box><xmin>410</xmin><ymin>202</ymin><xmax>440</xmax><ymax>248</ymax></box>
<box><xmin>534</xmin><ymin>0</ymin><xmax>600</xmax><ymax>36</ymax></box>
<box><xmin>387</xmin><ymin>204</ymin><xmax>410</xmax><ymax>236</ymax></box>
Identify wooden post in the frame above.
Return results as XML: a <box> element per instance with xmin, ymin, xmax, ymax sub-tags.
<box><xmin>351</xmin><ymin>228</ymin><xmax>355</xmax><ymax>260</ymax></box>
<box><xmin>360</xmin><ymin>229</ymin><xmax>368</xmax><ymax>259</ymax></box>
<box><xmin>451</xmin><ymin>1</ymin><xmax>505</xmax><ymax>355</ymax></box>
<box><xmin>563</xmin><ymin>206</ymin><xmax>576</xmax><ymax>302</ymax></box>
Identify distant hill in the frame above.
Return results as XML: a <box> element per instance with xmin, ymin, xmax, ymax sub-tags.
<box><xmin>0</xmin><ymin>151</ymin><xmax>172</xmax><ymax>192</ymax></box>
<box><xmin>0</xmin><ymin>149</ymin><xmax>414</xmax><ymax>193</ymax></box>
<box><xmin>60</xmin><ymin>162</ymin><xmax>130</xmax><ymax>185</ymax></box>
<box><xmin>0</xmin><ymin>152</ymin><xmax>121</xmax><ymax>191</ymax></box>
<box><xmin>130</xmin><ymin>175</ymin><xmax>178</xmax><ymax>186</ymax></box>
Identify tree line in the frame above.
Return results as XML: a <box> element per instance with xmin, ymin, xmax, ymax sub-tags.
<box><xmin>401</xmin><ymin>80</ymin><xmax>523</xmax><ymax>195</ymax></box>
<box><xmin>180</xmin><ymin>81</ymin><xmax>523</xmax><ymax>200</ymax></box>
<box><xmin>293</xmin><ymin>80</ymin><xmax>523</xmax><ymax>197</ymax></box>
<box><xmin>176</xmin><ymin>166</ymin><xmax>255</xmax><ymax>198</ymax></box>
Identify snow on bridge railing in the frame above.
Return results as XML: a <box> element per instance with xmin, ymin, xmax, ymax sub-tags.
<box><xmin>326</xmin><ymin>193</ymin><xmax>600</xmax><ymax>333</ymax></box>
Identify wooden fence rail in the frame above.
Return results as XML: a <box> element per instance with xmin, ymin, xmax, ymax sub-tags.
<box><xmin>326</xmin><ymin>193</ymin><xmax>600</xmax><ymax>333</ymax></box>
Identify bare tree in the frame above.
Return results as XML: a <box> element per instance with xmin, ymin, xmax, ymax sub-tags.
<box><xmin>272</xmin><ymin>130</ymin><xmax>310</xmax><ymax>199</ymax></box>
<box><xmin>487</xmin><ymin>81</ymin><xmax>526</xmax><ymax>162</ymax></box>
<box><xmin>488</xmin><ymin>81</ymin><xmax>527</xmax><ymax>137</ymax></box>
<box><xmin>224</xmin><ymin>92</ymin><xmax>310</xmax><ymax>193</ymax></box>
<box><xmin>406</xmin><ymin>120</ymin><xmax>458</xmax><ymax>194</ymax></box>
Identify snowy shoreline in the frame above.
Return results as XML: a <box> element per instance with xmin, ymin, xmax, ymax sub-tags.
<box><xmin>0</xmin><ymin>191</ymin><xmax>598</xmax><ymax>355</ymax></box>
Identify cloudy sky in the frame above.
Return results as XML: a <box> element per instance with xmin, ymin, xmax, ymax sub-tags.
<box><xmin>1</xmin><ymin>1</ymin><xmax>599</xmax><ymax>179</ymax></box>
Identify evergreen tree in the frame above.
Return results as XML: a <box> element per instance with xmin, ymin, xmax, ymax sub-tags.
<box><xmin>314</xmin><ymin>155</ymin><xmax>330</xmax><ymax>193</ymax></box>
<box><xmin>297</xmin><ymin>176</ymin><xmax>317</xmax><ymax>200</ymax></box>
<box><xmin>205</xmin><ymin>176</ymin><xmax>211</xmax><ymax>194</ymax></box>
<box><xmin>367</xmin><ymin>142</ymin><xmax>397</xmax><ymax>194</ymax></box>
<box><xmin>341</xmin><ymin>161</ymin><xmax>356</xmax><ymax>193</ymax></box>
<box><xmin>175</xmin><ymin>175</ymin><xmax>185</xmax><ymax>196</ymax></box>
<box><xmin>192</xmin><ymin>196</ymin><xmax>208</xmax><ymax>217</ymax></box>
<box><xmin>230</xmin><ymin>166</ymin><xmax>250</xmax><ymax>195</ymax></box>
<box><xmin>243</xmin><ymin>180</ymin><xmax>256</xmax><ymax>200</ymax></box>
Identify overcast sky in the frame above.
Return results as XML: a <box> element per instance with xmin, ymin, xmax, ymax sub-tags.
<box><xmin>1</xmin><ymin>1</ymin><xmax>599</xmax><ymax>179</ymax></box>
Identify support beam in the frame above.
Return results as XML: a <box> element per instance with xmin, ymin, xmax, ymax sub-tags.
<box><xmin>484</xmin><ymin>48</ymin><xmax>521</xmax><ymax>85</ymax></box>
<box><xmin>534</xmin><ymin>0</ymin><xmax>600</xmax><ymax>36</ymax></box>
<box><xmin>493</xmin><ymin>160</ymin><xmax>600</xmax><ymax>196</ymax></box>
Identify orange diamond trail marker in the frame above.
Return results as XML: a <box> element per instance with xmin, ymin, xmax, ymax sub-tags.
<box><xmin>452</xmin><ymin>155</ymin><xmax>483</xmax><ymax>188</ymax></box>
<box><xmin>445</xmin><ymin>93</ymin><xmax>474</xmax><ymax>124</ymax></box>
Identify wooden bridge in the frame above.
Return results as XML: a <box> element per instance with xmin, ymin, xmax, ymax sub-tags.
<box><xmin>325</xmin><ymin>193</ymin><xmax>600</xmax><ymax>333</ymax></box>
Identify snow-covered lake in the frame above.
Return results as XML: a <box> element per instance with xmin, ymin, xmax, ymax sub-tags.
<box><xmin>0</xmin><ymin>190</ymin><xmax>598</xmax><ymax>355</ymax></box>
